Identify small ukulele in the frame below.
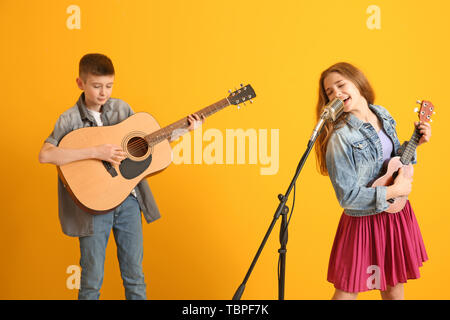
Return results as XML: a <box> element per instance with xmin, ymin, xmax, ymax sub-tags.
<box><xmin>371</xmin><ymin>100</ymin><xmax>435</xmax><ymax>213</ymax></box>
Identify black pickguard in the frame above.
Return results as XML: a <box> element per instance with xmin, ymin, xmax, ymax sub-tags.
<box><xmin>119</xmin><ymin>155</ymin><xmax>153</xmax><ymax>179</ymax></box>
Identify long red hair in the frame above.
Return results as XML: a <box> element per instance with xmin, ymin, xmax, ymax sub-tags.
<box><xmin>315</xmin><ymin>62</ymin><xmax>375</xmax><ymax>176</ymax></box>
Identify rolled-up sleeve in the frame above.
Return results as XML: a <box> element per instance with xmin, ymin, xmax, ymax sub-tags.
<box><xmin>326</xmin><ymin>132</ymin><xmax>389</xmax><ymax>215</ymax></box>
<box><xmin>44</xmin><ymin>115</ymin><xmax>71</xmax><ymax>146</ymax></box>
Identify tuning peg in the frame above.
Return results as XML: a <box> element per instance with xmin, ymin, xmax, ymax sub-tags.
<box><xmin>430</xmin><ymin>119</ymin><xmax>433</xmax><ymax>122</ymax></box>
<box><xmin>433</xmin><ymin>111</ymin><xmax>436</xmax><ymax>114</ymax></box>
<box><xmin>414</xmin><ymin>107</ymin><xmax>419</xmax><ymax>113</ymax></box>
<box><xmin>240</xmin><ymin>83</ymin><xmax>244</xmax><ymax>87</ymax></box>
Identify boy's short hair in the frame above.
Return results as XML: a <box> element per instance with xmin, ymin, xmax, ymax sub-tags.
<box><xmin>79</xmin><ymin>53</ymin><xmax>115</xmax><ymax>81</ymax></box>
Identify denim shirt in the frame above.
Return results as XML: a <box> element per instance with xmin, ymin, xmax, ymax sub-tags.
<box><xmin>325</xmin><ymin>104</ymin><xmax>417</xmax><ymax>216</ymax></box>
<box><xmin>45</xmin><ymin>93</ymin><xmax>161</xmax><ymax>237</ymax></box>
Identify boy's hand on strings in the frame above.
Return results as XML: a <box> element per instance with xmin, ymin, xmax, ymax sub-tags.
<box><xmin>94</xmin><ymin>144</ymin><xmax>127</xmax><ymax>165</ymax></box>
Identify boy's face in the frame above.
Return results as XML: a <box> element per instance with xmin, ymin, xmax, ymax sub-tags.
<box><xmin>76</xmin><ymin>73</ymin><xmax>114</xmax><ymax>108</ymax></box>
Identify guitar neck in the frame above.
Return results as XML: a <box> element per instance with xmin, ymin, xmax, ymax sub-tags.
<box><xmin>144</xmin><ymin>98</ymin><xmax>230</xmax><ymax>146</ymax></box>
<box><xmin>400</xmin><ymin>127</ymin><xmax>422</xmax><ymax>165</ymax></box>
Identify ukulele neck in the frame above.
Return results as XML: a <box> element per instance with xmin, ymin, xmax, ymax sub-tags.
<box><xmin>400</xmin><ymin>127</ymin><xmax>421</xmax><ymax>165</ymax></box>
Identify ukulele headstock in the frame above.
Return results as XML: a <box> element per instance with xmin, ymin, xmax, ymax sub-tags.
<box><xmin>415</xmin><ymin>100</ymin><xmax>435</xmax><ymax>123</ymax></box>
<box><xmin>227</xmin><ymin>84</ymin><xmax>256</xmax><ymax>109</ymax></box>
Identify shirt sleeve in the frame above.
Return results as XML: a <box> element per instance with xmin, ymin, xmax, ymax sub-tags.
<box><xmin>326</xmin><ymin>132</ymin><xmax>390</xmax><ymax>215</ymax></box>
<box><xmin>44</xmin><ymin>114</ymin><xmax>71</xmax><ymax>146</ymax></box>
<box><xmin>127</xmin><ymin>104</ymin><xmax>134</xmax><ymax>116</ymax></box>
<box><xmin>126</xmin><ymin>101</ymin><xmax>134</xmax><ymax>117</ymax></box>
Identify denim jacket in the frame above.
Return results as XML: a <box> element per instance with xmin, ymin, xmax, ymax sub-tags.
<box><xmin>325</xmin><ymin>104</ymin><xmax>417</xmax><ymax>216</ymax></box>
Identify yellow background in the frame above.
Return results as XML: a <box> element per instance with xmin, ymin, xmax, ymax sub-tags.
<box><xmin>1</xmin><ymin>0</ymin><xmax>448</xmax><ymax>299</ymax></box>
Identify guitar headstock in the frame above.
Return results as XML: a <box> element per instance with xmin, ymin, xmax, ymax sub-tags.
<box><xmin>227</xmin><ymin>84</ymin><xmax>256</xmax><ymax>108</ymax></box>
<box><xmin>415</xmin><ymin>100</ymin><xmax>435</xmax><ymax>123</ymax></box>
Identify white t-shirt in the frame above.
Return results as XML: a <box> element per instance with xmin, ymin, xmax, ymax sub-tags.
<box><xmin>88</xmin><ymin>109</ymin><xmax>103</xmax><ymax>126</ymax></box>
<box><xmin>88</xmin><ymin>109</ymin><xmax>137</xmax><ymax>198</ymax></box>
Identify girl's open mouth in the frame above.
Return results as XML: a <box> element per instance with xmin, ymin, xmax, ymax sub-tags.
<box><xmin>343</xmin><ymin>97</ymin><xmax>351</xmax><ymax>105</ymax></box>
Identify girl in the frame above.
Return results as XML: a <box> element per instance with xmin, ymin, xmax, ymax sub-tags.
<box><xmin>315</xmin><ymin>62</ymin><xmax>431</xmax><ymax>300</ymax></box>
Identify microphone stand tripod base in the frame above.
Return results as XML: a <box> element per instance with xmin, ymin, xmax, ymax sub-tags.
<box><xmin>232</xmin><ymin>129</ymin><xmax>321</xmax><ymax>300</ymax></box>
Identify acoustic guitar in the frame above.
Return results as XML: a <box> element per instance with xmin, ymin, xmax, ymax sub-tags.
<box><xmin>371</xmin><ymin>100</ymin><xmax>435</xmax><ymax>213</ymax></box>
<box><xmin>57</xmin><ymin>84</ymin><xmax>256</xmax><ymax>214</ymax></box>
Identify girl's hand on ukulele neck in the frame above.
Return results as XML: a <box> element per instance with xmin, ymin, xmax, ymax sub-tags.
<box><xmin>415</xmin><ymin>121</ymin><xmax>432</xmax><ymax>146</ymax></box>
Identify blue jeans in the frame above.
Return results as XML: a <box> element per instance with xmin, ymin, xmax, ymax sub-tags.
<box><xmin>78</xmin><ymin>195</ymin><xmax>146</xmax><ymax>300</ymax></box>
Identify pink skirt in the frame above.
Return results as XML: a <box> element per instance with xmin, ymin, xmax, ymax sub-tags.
<box><xmin>327</xmin><ymin>201</ymin><xmax>428</xmax><ymax>293</ymax></box>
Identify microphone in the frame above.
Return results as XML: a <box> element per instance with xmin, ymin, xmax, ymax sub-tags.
<box><xmin>308</xmin><ymin>98</ymin><xmax>344</xmax><ymax>144</ymax></box>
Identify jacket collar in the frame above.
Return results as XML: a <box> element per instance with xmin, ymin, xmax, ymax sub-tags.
<box><xmin>76</xmin><ymin>92</ymin><xmax>112</xmax><ymax>121</ymax></box>
<box><xmin>344</xmin><ymin>104</ymin><xmax>390</xmax><ymax>130</ymax></box>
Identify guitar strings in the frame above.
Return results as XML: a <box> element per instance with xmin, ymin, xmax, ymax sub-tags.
<box><xmin>123</xmin><ymin>103</ymin><xmax>224</xmax><ymax>154</ymax></box>
<box><xmin>125</xmin><ymin>127</ymin><xmax>176</xmax><ymax>151</ymax></box>
<box><xmin>124</xmin><ymin>116</ymin><xmax>195</xmax><ymax>151</ymax></box>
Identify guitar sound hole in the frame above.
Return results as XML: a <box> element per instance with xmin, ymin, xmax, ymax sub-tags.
<box><xmin>127</xmin><ymin>137</ymin><xmax>148</xmax><ymax>158</ymax></box>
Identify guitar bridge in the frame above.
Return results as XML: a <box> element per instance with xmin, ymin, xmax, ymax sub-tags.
<box><xmin>102</xmin><ymin>160</ymin><xmax>118</xmax><ymax>177</ymax></box>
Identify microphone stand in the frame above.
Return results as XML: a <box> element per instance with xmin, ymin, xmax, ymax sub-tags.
<box><xmin>232</xmin><ymin>128</ymin><xmax>323</xmax><ymax>300</ymax></box>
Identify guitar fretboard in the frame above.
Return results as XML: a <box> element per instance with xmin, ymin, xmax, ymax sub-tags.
<box><xmin>144</xmin><ymin>98</ymin><xmax>230</xmax><ymax>146</ymax></box>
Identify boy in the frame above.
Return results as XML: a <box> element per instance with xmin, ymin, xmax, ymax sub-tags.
<box><xmin>39</xmin><ymin>53</ymin><xmax>204</xmax><ymax>299</ymax></box>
